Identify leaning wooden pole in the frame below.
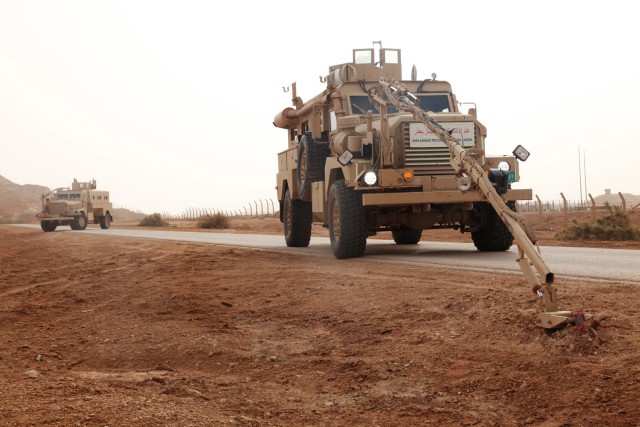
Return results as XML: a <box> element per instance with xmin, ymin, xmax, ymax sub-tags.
<box><xmin>371</xmin><ymin>78</ymin><xmax>587</xmax><ymax>328</ymax></box>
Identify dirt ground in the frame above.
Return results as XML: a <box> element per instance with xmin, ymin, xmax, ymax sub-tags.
<box><xmin>1</xmin><ymin>213</ymin><xmax>640</xmax><ymax>426</ymax></box>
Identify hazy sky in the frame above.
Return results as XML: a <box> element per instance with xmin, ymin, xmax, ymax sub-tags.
<box><xmin>1</xmin><ymin>0</ymin><xmax>638</xmax><ymax>215</ymax></box>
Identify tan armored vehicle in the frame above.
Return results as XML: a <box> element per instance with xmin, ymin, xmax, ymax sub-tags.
<box><xmin>274</xmin><ymin>43</ymin><xmax>592</xmax><ymax>329</ymax></box>
<box><xmin>37</xmin><ymin>179</ymin><xmax>113</xmax><ymax>232</ymax></box>
<box><xmin>274</xmin><ymin>43</ymin><xmax>532</xmax><ymax>259</ymax></box>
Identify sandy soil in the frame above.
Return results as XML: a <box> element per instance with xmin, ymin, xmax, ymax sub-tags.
<box><xmin>1</xmin><ymin>215</ymin><xmax>639</xmax><ymax>426</ymax></box>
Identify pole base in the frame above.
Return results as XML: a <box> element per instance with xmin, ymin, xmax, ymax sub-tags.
<box><xmin>536</xmin><ymin>311</ymin><xmax>593</xmax><ymax>329</ymax></box>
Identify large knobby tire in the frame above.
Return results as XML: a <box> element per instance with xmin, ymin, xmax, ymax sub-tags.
<box><xmin>41</xmin><ymin>221</ymin><xmax>57</xmax><ymax>232</ymax></box>
<box><xmin>471</xmin><ymin>201</ymin><xmax>516</xmax><ymax>251</ymax></box>
<box><xmin>392</xmin><ymin>228</ymin><xmax>423</xmax><ymax>245</ymax></box>
<box><xmin>328</xmin><ymin>180</ymin><xmax>367</xmax><ymax>259</ymax></box>
<box><xmin>99</xmin><ymin>214</ymin><xmax>111</xmax><ymax>229</ymax></box>
<box><xmin>296</xmin><ymin>133</ymin><xmax>330</xmax><ymax>202</ymax></box>
<box><xmin>283</xmin><ymin>189</ymin><xmax>312</xmax><ymax>247</ymax></box>
<box><xmin>70</xmin><ymin>213</ymin><xmax>88</xmax><ymax>231</ymax></box>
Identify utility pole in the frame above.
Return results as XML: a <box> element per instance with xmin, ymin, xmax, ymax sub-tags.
<box><xmin>578</xmin><ymin>146</ymin><xmax>583</xmax><ymax>208</ymax></box>
<box><xmin>583</xmin><ymin>150</ymin><xmax>588</xmax><ymax>205</ymax></box>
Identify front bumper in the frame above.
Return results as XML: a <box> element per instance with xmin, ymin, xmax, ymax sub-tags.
<box><xmin>361</xmin><ymin>188</ymin><xmax>532</xmax><ymax>207</ymax></box>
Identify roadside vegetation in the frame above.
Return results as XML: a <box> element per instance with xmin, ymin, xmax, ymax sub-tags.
<box><xmin>138</xmin><ymin>213</ymin><xmax>169</xmax><ymax>227</ymax></box>
<box><xmin>197</xmin><ymin>213</ymin><xmax>230</xmax><ymax>229</ymax></box>
<box><xmin>556</xmin><ymin>205</ymin><xmax>640</xmax><ymax>241</ymax></box>
<box><xmin>0</xmin><ymin>212</ymin><xmax>38</xmax><ymax>224</ymax></box>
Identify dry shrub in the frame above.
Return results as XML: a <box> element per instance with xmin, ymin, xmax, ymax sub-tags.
<box><xmin>556</xmin><ymin>204</ymin><xmax>640</xmax><ymax>241</ymax></box>
<box><xmin>197</xmin><ymin>213</ymin><xmax>230</xmax><ymax>229</ymax></box>
<box><xmin>138</xmin><ymin>213</ymin><xmax>169</xmax><ymax>227</ymax></box>
<box><xmin>0</xmin><ymin>212</ymin><xmax>39</xmax><ymax>224</ymax></box>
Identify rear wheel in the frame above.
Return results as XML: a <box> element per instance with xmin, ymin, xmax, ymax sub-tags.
<box><xmin>70</xmin><ymin>213</ymin><xmax>88</xmax><ymax>231</ymax></box>
<box><xmin>328</xmin><ymin>180</ymin><xmax>367</xmax><ymax>259</ymax></box>
<box><xmin>283</xmin><ymin>189</ymin><xmax>312</xmax><ymax>247</ymax></box>
<box><xmin>41</xmin><ymin>221</ymin><xmax>57</xmax><ymax>232</ymax></box>
<box><xmin>99</xmin><ymin>214</ymin><xmax>111</xmax><ymax>229</ymax></box>
<box><xmin>296</xmin><ymin>133</ymin><xmax>330</xmax><ymax>202</ymax></box>
<box><xmin>392</xmin><ymin>228</ymin><xmax>422</xmax><ymax>245</ymax></box>
<box><xmin>471</xmin><ymin>201</ymin><xmax>515</xmax><ymax>251</ymax></box>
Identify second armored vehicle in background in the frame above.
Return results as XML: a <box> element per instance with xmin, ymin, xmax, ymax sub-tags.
<box><xmin>37</xmin><ymin>179</ymin><xmax>113</xmax><ymax>232</ymax></box>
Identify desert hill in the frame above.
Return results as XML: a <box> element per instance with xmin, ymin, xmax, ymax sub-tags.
<box><xmin>0</xmin><ymin>175</ymin><xmax>145</xmax><ymax>223</ymax></box>
<box><xmin>0</xmin><ymin>175</ymin><xmax>49</xmax><ymax>223</ymax></box>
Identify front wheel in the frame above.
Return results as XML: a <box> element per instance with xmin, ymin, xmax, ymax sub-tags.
<box><xmin>70</xmin><ymin>213</ymin><xmax>88</xmax><ymax>231</ymax></box>
<box><xmin>327</xmin><ymin>180</ymin><xmax>367</xmax><ymax>259</ymax></box>
<box><xmin>41</xmin><ymin>221</ymin><xmax>57</xmax><ymax>232</ymax></box>
<box><xmin>392</xmin><ymin>228</ymin><xmax>422</xmax><ymax>245</ymax></box>
<box><xmin>283</xmin><ymin>189</ymin><xmax>312</xmax><ymax>247</ymax></box>
<box><xmin>99</xmin><ymin>214</ymin><xmax>111</xmax><ymax>229</ymax></box>
<box><xmin>471</xmin><ymin>201</ymin><xmax>515</xmax><ymax>251</ymax></box>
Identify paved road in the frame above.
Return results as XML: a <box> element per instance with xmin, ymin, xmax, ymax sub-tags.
<box><xmin>15</xmin><ymin>225</ymin><xmax>640</xmax><ymax>284</ymax></box>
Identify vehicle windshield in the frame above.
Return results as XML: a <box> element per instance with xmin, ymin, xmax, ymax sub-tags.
<box><xmin>56</xmin><ymin>193</ymin><xmax>81</xmax><ymax>199</ymax></box>
<box><xmin>349</xmin><ymin>94</ymin><xmax>450</xmax><ymax>115</ymax></box>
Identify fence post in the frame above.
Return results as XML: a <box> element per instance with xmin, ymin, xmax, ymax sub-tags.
<box><xmin>618</xmin><ymin>192</ymin><xmax>627</xmax><ymax>211</ymax></box>
<box><xmin>588</xmin><ymin>193</ymin><xmax>596</xmax><ymax>221</ymax></box>
<box><xmin>535</xmin><ymin>195</ymin><xmax>543</xmax><ymax>217</ymax></box>
<box><xmin>560</xmin><ymin>192</ymin><xmax>568</xmax><ymax>227</ymax></box>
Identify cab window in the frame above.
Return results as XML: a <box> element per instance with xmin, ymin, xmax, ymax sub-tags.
<box><xmin>349</xmin><ymin>94</ymin><xmax>450</xmax><ymax>115</ymax></box>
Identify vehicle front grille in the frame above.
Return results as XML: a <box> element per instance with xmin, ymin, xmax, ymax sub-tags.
<box><xmin>47</xmin><ymin>202</ymin><xmax>67</xmax><ymax>215</ymax></box>
<box><xmin>402</xmin><ymin>122</ymin><xmax>457</xmax><ymax>176</ymax></box>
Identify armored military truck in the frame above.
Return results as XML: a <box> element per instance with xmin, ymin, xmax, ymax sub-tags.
<box><xmin>37</xmin><ymin>179</ymin><xmax>113</xmax><ymax>232</ymax></box>
<box><xmin>274</xmin><ymin>43</ymin><xmax>532</xmax><ymax>259</ymax></box>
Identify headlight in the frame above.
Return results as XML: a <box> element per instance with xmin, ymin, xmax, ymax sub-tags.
<box><xmin>498</xmin><ymin>161</ymin><xmax>510</xmax><ymax>172</ymax></box>
<box><xmin>457</xmin><ymin>176</ymin><xmax>472</xmax><ymax>192</ymax></box>
<box><xmin>512</xmin><ymin>144</ymin><xmax>530</xmax><ymax>161</ymax></box>
<box><xmin>363</xmin><ymin>171</ymin><xmax>377</xmax><ymax>186</ymax></box>
<box><xmin>337</xmin><ymin>150</ymin><xmax>353</xmax><ymax>166</ymax></box>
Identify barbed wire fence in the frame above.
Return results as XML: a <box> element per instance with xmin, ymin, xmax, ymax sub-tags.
<box><xmin>153</xmin><ymin>199</ymin><xmax>279</xmax><ymax>220</ymax></box>
<box><xmin>518</xmin><ymin>191</ymin><xmax>634</xmax><ymax>213</ymax></box>
<box><xmin>517</xmin><ymin>191</ymin><xmax>638</xmax><ymax>228</ymax></box>
<box><xmin>115</xmin><ymin>192</ymin><xmax>637</xmax><ymax>222</ymax></box>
